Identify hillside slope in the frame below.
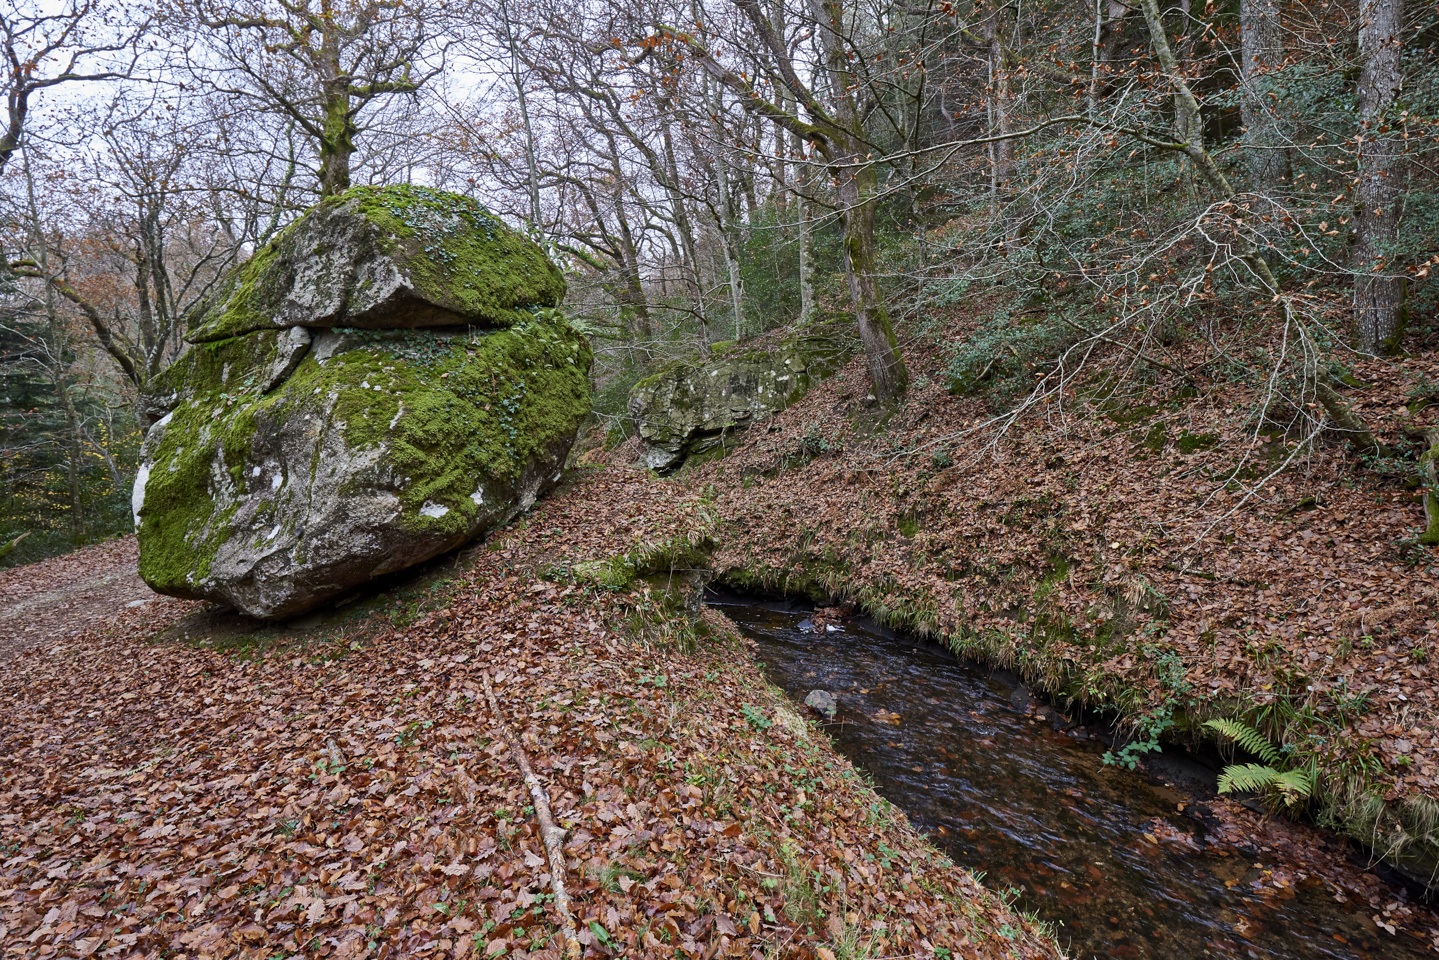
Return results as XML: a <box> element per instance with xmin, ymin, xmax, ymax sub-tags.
<box><xmin>664</xmin><ymin>306</ymin><xmax>1439</xmax><ymax>886</ymax></box>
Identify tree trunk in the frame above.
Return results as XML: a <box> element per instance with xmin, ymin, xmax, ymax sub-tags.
<box><xmin>499</xmin><ymin>0</ymin><xmax>542</xmax><ymax>229</ymax></box>
<box><xmin>837</xmin><ymin>150</ymin><xmax>908</xmax><ymax>403</ymax></box>
<box><xmin>318</xmin><ymin>77</ymin><xmax>355</xmax><ymax>197</ymax></box>
<box><xmin>60</xmin><ymin>386</ymin><xmax>86</xmax><ymax>544</ymax></box>
<box><xmin>1353</xmin><ymin>0</ymin><xmax>1406</xmax><ymax>355</ymax></box>
<box><xmin>614</xmin><ymin>196</ymin><xmax>652</xmax><ymax>342</ymax></box>
<box><xmin>708</xmin><ymin>80</ymin><xmax>747</xmax><ymax>340</ymax></box>
<box><xmin>657</xmin><ymin>111</ymin><xmax>709</xmax><ymax>354</ymax></box>
<box><xmin>1240</xmin><ymin>0</ymin><xmax>1291</xmax><ymax>193</ymax></box>
<box><xmin>797</xmin><ymin>185</ymin><xmax>815</xmax><ymax>323</ymax></box>
<box><xmin>984</xmin><ymin>3</ymin><xmax>1015</xmax><ymax>220</ymax></box>
<box><xmin>1141</xmin><ymin>0</ymin><xmax>1206</xmax><ymax>196</ymax></box>
<box><xmin>787</xmin><ymin>101</ymin><xmax>814</xmax><ymax>323</ymax></box>
<box><xmin>814</xmin><ymin>0</ymin><xmax>908</xmax><ymax>402</ymax></box>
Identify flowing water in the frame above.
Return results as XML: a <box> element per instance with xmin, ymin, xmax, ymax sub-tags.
<box><xmin>714</xmin><ymin>595</ymin><xmax>1436</xmax><ymax>960</ymax></box>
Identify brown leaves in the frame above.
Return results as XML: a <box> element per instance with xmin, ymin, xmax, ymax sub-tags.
<box><xmin>691</xmin><ymin>321</ymin><xmax>1438</xmax><ymax>810</ymax></box>
<box><xmin>0</xmin><ymin>469</ymin><xmax>1058</xmax><ymax>959</ymax></box>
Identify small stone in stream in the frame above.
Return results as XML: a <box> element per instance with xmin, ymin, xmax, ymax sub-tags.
<box><xmin>805</xmin><ymin>690</ymin><xmax>838</xmax><ymax>718</ymax></box>
<box><xmin>797</xmin><ymin>618</ymin><xmax>816</xmax><ymax>633</ymax></box>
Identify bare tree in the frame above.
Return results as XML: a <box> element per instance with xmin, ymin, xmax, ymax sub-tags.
<box><xmin>10</xmin><ymin>92</ymin><xmax>277</xmax><ymax>416</ymax></box>
<box><xmin>178</xmin><ymin>0</ymin><xmax>446</xmax><ymax>197</ymax></box>
<box><xmin>2</xmin><ymin>2</ymin><xmax>140</xmax><ymax>182</ymax></box>
<box><xmin>660</xmin><ymin>0</ymin><xmax>911</xmax><ymax>402</ymax></box>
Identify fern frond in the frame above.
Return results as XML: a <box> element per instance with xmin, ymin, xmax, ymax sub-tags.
<box><xmin>1204</xmin><ymin>719</ymin><xmax>1281</xmax><ymax>765</ymax></box>
<box><xmin>1217</xmin><ymin>763</ymin><xmax>1315</xmax><ymax>806</ymax></box>
<box><xmin>1272</xmin><ymin>768</ymin><xmax>1315</xmax><ymax>800</ymax></box>
<box><xmin>1216</xmin><ymin>763</ymin><xmax>1283</xmax><ymax>794</ymax></box>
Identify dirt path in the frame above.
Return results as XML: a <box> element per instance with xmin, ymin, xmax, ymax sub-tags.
<box><xmin>0</xmin><ymin>537</ymin><xmax>161</xmax><ymax>662</ymax></box>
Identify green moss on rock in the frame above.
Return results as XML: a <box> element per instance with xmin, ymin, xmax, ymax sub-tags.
<box><xmin>136</xmin><ymin>313</ymin><xmax>592</xmax><ymax>618</ymax></box>
<box><xmin>628</xmin><ymin>315</ymin><xmax>854</xmax><ymax>472</ymax></box>
<box><xmin>188</xmin><ymin>185</ymin><xmax>566</xmax><ymax>343</ymax></box>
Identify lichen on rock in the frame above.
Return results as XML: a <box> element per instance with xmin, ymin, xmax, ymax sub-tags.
<box><xmin>187</xmin><ymin>184</ymin><xmax>566</xmax><ymax>343</ymax></box>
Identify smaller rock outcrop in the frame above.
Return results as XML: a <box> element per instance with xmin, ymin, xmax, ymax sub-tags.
<box><xmin>627</xmin><ymin>316</ymin><xmax>852</xmax><ymax>473</ymax></box>
<box><xmin>134</xmin><ymin>186</ymin><xmax>591</xmax><ymax>620</ymax></box>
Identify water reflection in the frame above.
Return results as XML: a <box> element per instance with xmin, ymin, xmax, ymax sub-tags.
<box><xmin>717</xmin><ymin>597</ymin><xmax>1433</xmax><ymax>960</ymax></box>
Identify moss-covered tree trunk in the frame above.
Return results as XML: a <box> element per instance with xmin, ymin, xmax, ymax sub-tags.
<box><xmin>1419</xmin><ymin>432</ymin><xmax>1439</xmax><ymax>545</ymax></box>
<box><xmin>835</xmin><ymin>148</ymin><xmax>908</xmax><ymax>404</ymax></box>
<box><xmin>318</xmin><ymin>75</ymin><xmax>356</xmax><ymax>198</ymax></box>
<box><xmin>817</xmin><ymin>0</ymin><xmax>909</xmax><ymax>404</ymax></box>
<box><xmin>1141</xmin><ymin>0</ymin><xmax>1204</xmax><ymax>195</ymax></box>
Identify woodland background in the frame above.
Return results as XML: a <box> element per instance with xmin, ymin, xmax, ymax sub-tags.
<box><xmin>2</xmin><ymin>0</ymin><xmax>1436</xmax><ymax>566</ymax></box>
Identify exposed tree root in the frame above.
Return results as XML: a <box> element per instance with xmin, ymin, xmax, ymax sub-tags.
<box><xmin>483</xmin><ymin>672</ymin><xmax>581</xmax><ymax>959</ymax></box>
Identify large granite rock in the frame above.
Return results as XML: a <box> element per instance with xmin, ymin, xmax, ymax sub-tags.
<box><xmin>134</xmin><ymin>186</ymin><xmax>591</xmax><ymax>619</ymax></box>
<box><xmin>187</xmin><ymin>184</ymin><xmax>566</xmax><ymax>343</ymax></box>
<box><xmin>627</xmin><ymin>318</ymin><xmax>852</xmax><ymax>473</ymax></box>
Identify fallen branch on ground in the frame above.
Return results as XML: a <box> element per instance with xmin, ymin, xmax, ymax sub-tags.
<box><xmin>482</xmin><ymin>671</ymin><xmax>581</xmax><ymax>959</ymax></box>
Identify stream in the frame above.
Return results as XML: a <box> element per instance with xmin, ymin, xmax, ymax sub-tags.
<box><xmin>712</xmin><ymin>593</ymin><xmax>1436</xmax><ymax>960</ymax></box>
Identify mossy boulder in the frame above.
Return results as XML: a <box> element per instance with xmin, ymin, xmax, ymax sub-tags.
<box><xmin>135</xmin><ymin>316</ymin><xmax>590</xmax><ymax>619</ymax></box>
<box><xmin>627</xmin><ymin>317</ymin><xmax>853</xmax><ymax>473</ymax></box>
<box><xmin>134</xmin><ymin>188</ymin><xmax>589</xmax><ymax>619</ymax></box>
<box><xmin>187</xmin><ymin>185</ymin><xmax>565</xmax><ymax>343</ymax></box>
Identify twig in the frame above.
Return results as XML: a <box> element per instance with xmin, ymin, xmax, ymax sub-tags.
<box><xmin>482</xmin><ymin>672</ymin><xmax>581</xmax><ymax>959</ymax></box>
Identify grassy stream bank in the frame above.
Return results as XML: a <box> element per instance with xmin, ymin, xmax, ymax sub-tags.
<box><xmin>635</xmin><ymin>312</ymin><xmax>1439</xmax><ymax>895</ymax></box>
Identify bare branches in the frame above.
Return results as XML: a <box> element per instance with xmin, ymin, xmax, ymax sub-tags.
<box><xmin>1</xmin><ymin>2</ymin><xmax>145</xmax><ymax>179</ymax></box>
<box><xmin>178</xmin><ymin>0</ymin><xmax>448</xmax><ymax>195</ymax></box>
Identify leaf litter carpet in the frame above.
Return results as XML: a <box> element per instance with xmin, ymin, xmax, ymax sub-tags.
<box><xmin>0</xmin><ymin>538</ymin><xmax>156</xmax><ymax>663</ymax></box>
<box><xmin>0</xmin><ymin>469</ymin><xmax>1058</xmax><ymax>960</ymax></box>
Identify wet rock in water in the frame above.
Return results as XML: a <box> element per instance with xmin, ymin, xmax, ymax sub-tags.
<box><xmin>797</xmin><ymin>618</ymin><xmax>817</xmax><ymax>633</ymax></box>
<box><xmin>804</xmin><ymin>689</ymin><xmax>838</xmax><ymax>718</ymax></box>
<box><xmin>133</xmin><ymin>185</ymin><xmax>591</xmax><ymax>620</ymax></box>
<box><xmin>626</xmin><ymin>315</ymin><xmax>853</xmax><ymax>473</ymax></box>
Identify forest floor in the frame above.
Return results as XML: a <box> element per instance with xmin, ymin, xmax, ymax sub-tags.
<box><xmin>0</xmin><ymin>470</ymin><xmax>1061</xmax><ymax>960</ymax></box>
<box><xmin>5</xmin><ymin>299</ymin><xmax>1439</xmax><ymax>959</ymax></box>
<box><xmin>0</xmin><ymin>537</ymin><xmax>155</xmax><ymax>662</ymax></box>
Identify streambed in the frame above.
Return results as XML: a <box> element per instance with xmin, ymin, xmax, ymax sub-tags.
<box><xmin>714</xmin><ymin>594</ymin><xmax>1435</xmax><ymax>960</ymax></box>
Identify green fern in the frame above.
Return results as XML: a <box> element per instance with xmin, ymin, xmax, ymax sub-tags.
<box><xmin>1204</xmin><ymin>718</ymin><xmax>1281</xmax><ymax>765</ymax></box>
<box><xmin>1205</xmin><ymin>719</ymin><xmax>1315</xmax><ymax>807</ymax></box>
<box><xmin>1215</xmin><ymin>763</ymin><xmax>1315</xmax><ymax>805</ymax></box>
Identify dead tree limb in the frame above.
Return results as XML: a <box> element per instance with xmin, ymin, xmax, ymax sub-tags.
<box><xmin>482</xmin><ymin>672</ymin><xmax>581</xmax><ymax>959</ymax></box>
